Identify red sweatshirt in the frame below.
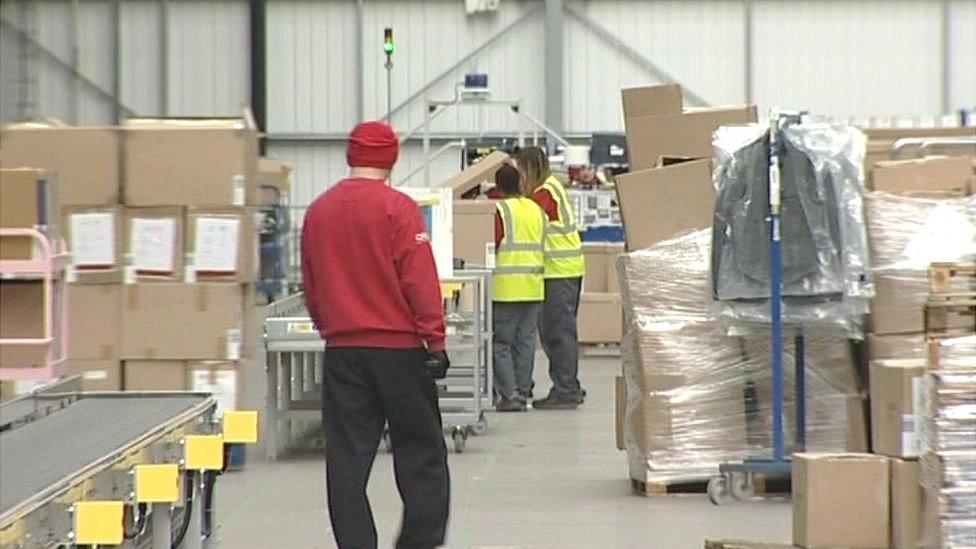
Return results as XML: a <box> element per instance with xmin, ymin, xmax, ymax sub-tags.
<box><xmin>301</xmin><ymin>177</ymin><xmax>446</xmax><ymax>352</ymax></box>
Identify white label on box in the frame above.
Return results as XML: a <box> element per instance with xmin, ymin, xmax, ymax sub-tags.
<box><xmin>901</xmin><ymin>413</ymin><xmax>918</xmax><ymax>457</ymax></box>
<box><xmin>226</xmin><ymin>328</ymin><xmax>242</xmax><ymax>360</ymax></box>
<box><xmin>191</xmin><ymin>369</ymin><xmax>237</xmax><ymax>415</ymax></box>
<box><xmin>83</xmin><ymin>370</ymin><xmax>108</xmax><ymax>381</ymax></box>
<box><xmin>70</xmin><ymin>212</ymin><xmax>116</xmax><ymax>267</ymax></box>
<box><xmin>124</xmin><ymin>266</ymin><xmax>137</xmax><ymax>284</ymax></box>
<box><xmin>233</xmin><ymin>175</ymin><xmax>246</xmax><ymax>206</ymax></box>
<box><xmin>485</xmin><ymin>243</ymin><xmax>496</xmax><ymax>269</ymax></box>
<box><xmin>130</xmin><ymin>218</ymin><xmax>176</xmax><ymax>273</ymax></box>
<box><xmin>194</xmin><ymin>218</ymin><xmax>240</xmax><ymax>272</ymax></box>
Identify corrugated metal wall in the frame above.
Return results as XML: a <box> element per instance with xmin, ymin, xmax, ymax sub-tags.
<box><xmin>2</xmin><ymin>0</ymin><xmax>973</xmax><ymax>206</ymax></box>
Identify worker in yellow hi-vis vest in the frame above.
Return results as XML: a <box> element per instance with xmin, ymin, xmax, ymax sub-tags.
<box><xmin>491</xmin><ymin>164</ymin><xmax>546</xmax><ymax>412</ymax></box>
<box><xmin>515</xmin><ymin>147</ymin><xmax>586</xmax><ymax>410</ymax></box>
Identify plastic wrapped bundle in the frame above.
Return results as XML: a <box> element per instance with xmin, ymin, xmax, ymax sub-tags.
<box><xmin>710</xmin><ymin>122</ymin><xmax>872</xmax><ymax>336</ymax></box>
<box><xmin>618</xmin><ymin>230</ymin><xmax>864</xmax><ymax>484</ymax></box>
<box><xmin>919</xmin><ymin>336</ymin><xmax>976</xmax><ymax>548</ymax></box>
<box><xmin>865</xmin><ymin>192</ymin><xmax>976</xmax><ymax>336</ymax></box>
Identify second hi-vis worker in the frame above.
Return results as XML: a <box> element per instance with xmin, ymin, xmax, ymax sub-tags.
<box><xmin>491</xmin><ymin>164</ymin><xmax>547</xmax><ymax>412</ymax></box>
<box><xmin>516</xmin><ymin>147</ymin><xmax>586</xmax><ymax>410</ymax></box>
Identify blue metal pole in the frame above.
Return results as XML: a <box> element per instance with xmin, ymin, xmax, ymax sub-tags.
<box><xmin>768</xmin><ymin>116</ymin><xmax>785</xmax><ymax>464</ymax></box>
<box><xmin>795</xmin><ymin>332</ymin><xmax>806</xmax><ymax>452</ymax></box>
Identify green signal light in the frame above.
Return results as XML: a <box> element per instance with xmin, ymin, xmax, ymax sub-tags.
<box><xmin>383</xmin><ymin>28</ymin><xmax>395</xmax><ymax>55</ymax></box>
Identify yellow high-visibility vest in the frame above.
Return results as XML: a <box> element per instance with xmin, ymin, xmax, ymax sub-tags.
<box><xmin>539</xmin><ymin>176</ymin><xmax>585</xmax><ymax>279</ymax></box>
<box><xmin>494</xmin><ymin>197</ymin><xmax>546</xmax><ymax>302</ymax></box>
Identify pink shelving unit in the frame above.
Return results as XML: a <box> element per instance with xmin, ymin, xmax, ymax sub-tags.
<box><xmin>0</xmin><ymin>228</ymin><xmax>69</xmax><ymax>381</ymax></box>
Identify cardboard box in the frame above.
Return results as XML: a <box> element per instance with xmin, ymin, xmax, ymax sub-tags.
<box><xmin>890</xmin><ymin>458</ymin><xmax>922</xmax><ymax>549</ymax></box>
<box><xmin>615</xmin><ymin>375</ymin><xmax>626</xmax><ymax>451</ymax></box>
<box><xmin>68</xmin><ymin>284</ymin><xmax>122</xmax><ymax>360</ymax></box>
<box><xmin>0</xmin><ymin>125</ymin><xmax>120</xmax><ymax>206</ymax></box>
<box><xmin>792</xmin><ymin>453</ymin><xmax>890</xmax><ymax>548</ymax></box>
<box><xmin>624</xmin><ymin>105</ymin><xmax>758</xmax><ymax>171</ymax></box>
<box><xmin>66</xmin><ymin>359</ymin><xmax>122</xmax><ymax>391</ymax></box>
<box><xmin>578</xmin><ymin>293</ymin><xmax>622</xmax><ymax>343</ymax></box>
<box><xmin>121</xmin><ymin>283</ymin><xmax>244</xmax><ymax>360</ymax></box>
<box><xmin>615</xmin><ymin>159</ymin><xmax>715</xmax><ymax>251</ymax></box>
<box><xmin>123</xmin><ymin>360</ymin><xmax>186</xmax><ymax>391</ymax></box>
<box><xmin>871</xmin><ymin>156</ymin><xmax>974</xmax><ymax>197</ymax></box>
<box><xmin>868</xmin><ymin>332</ymin><xmax>926</xmax><ymax>360</ymax></box>
<box><xmin>871</xmin><ymin>275</ymin><xmax>974</xmax><ymax>335</ymax></box>
<box><xmin>582</xmin><ymin>242</ymin><xmax>624</xmax><ymax>294</ymax></box>
<box><xmin>846</xmin><ymin>395</ymin><xmax>870</xmax><ymax>453</ymax></box>
<box><xmin>256</xmin><ymin>157</ymin><xmax>291</xmax><ymax>204</ymax></box>
<box><xmin>186</xmin><ymin>207</ymin><xmax>259</xmax><ymax>282</ymax></box>
<box><xmin>0</xmin><ymin>281</ymin><xmax>46</xmax><ymax>368</ymax></box>
<box><xmin>63</xmin><ymin>206</ymin><xmax>123</xmax><ymax>284</ymax></box>
<box><xmin>188</xmin><ymin>361</ymin><xmax>241</xmax><ymax>413</ymax></box>
<box><xmin>123</xmin><ymin>118</ymin><xmax>259</xmax><ymax>207</ymax></box>
<box><xmin>452</xmin><ymin>200</ymin><xmax>495</xmax><ymax>267</ymax></box>
<box><xmin>620</xmin><ymin>84</ymin><xmax>683</xmax><ymax>119</ymax></box>
<box><xmin>0</xmin><ymin>168</ymin><xmax>59</xmax><ymax>260</ymax></box>
<box><xmin>439</xmin><ymin>151</ymin><xmax>509</xmax><ymax>198</ymax></box>
<box><xmin>123</xmin><ymin>207</ymin><xmax>184</xmax><ymax>282</ymax></box>
<box><xmin>870</xmin><ymin>359</ymin><xmax>925</xmax><ymax>458</ymax></box>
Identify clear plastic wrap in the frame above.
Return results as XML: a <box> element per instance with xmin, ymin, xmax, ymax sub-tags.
<box><xmin>709</xmin><ymin>122</ymin><xmax>872</xmax><ymax>336</ymax></box>
<box><xmin>618</xmin><ymin>230</ymin><xmax>864</xmax><ymax>484</ymax></box>
<box><xmin>865</xmin><ymin>193</ymin><xmax>976</xmax><ymax>336</ymax></box>
<box><xmin>919</xmin><ymin>336</ymin><xmax>976</xmax><ymax>549</ymax></box>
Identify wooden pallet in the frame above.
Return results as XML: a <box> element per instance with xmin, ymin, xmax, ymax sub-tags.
<box><xmin>580</xmin><ymin>342</ymin><xmax>621</xmax><ymax>357</ymax></box>
<box><xmin>924</xmin><ymin>293</ymin><xmax>976</xmax><ymax>334</ymax></box>
<box><xmin>630</xmin><ymin>475</ymin><xmax>790</xmax><ymax>497</ymax></box>
<box><xmin>929</xmin><ymin>261</ymin><xmax>976</xmax><ymax>293</ymax></box>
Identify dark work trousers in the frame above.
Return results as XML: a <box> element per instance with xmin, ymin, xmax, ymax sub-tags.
<box><xmin>536</xmin><ymin>276</ymin><xmax>583</xmax><ymax>400</ymax></box>
<box><xmin>492</xmin><ymin>301</ymin><xmax>542</xmax><ymax>400</ymax></box>
<box><xmin>321</xmin><ymin>347</ymin><xmax>450</xmax><ymax>549</ymax></box>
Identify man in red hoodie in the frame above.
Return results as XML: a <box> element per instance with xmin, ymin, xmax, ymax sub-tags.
<box><xmin>301</xmin><ymin>121</ymin><xmax>450</xmax><ymax>549</ymax></box>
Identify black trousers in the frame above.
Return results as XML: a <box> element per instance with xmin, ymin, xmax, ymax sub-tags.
<box><xmin>321</xmin><ymin>347</ymin><xmax>450</xmax><ymax>549</ymax></box>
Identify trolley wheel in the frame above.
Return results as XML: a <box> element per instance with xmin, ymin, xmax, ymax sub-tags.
<box><xmin>729</xmin><ymin>472</ymin><xmax>755</xmax><ymax>500</ymax></box>
<box><xmin>382</xmin><ymin>430</ymin><xmax>393</xmax><ymax>453</ymax></box>
<box><xmin>472</xmin><ymin>414</ymin><xmax>488</xmax><ymax>436</ymax></box>
<box><xmin>452</xmin><ymin>428</ymin><xmax>467</xmax><ymax>453</ymax></box>
<box><xmin>707</xmin><ymin>475</ymin><xmax>732</xmax><ymax>506</ymax></box>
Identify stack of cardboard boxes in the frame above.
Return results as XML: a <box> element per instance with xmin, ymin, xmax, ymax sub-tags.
<box><xmin>0</xmin><ymin>120</ymin><xmax>263</xmax><ymax>411</ymax></box>
<box><xmin>579</xmin><ymin>242</ymin><xmax>624</xmax><ymax>344</ymax></box>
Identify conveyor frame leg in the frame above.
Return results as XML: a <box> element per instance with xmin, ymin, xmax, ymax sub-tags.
<box><xmin>184</xmin><ymin>477</ymin><xmax>203</xmax><ymax>549</ymax></box>
<box><xmin>151</xmin><ymin>503</ymin><xmax>171</xmax><ymax>548</ymax></box>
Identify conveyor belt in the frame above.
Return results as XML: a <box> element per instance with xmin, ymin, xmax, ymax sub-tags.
<box><xmin>0</xmin><ymin>395</ymin><xmax>207</xmax><ymax>515</ymax></box>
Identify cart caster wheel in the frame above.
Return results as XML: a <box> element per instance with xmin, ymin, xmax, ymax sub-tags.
<box><xmin>382</xmin><ymin>431</ymin><xmax>393</xmax><ymax>453</ymax></box>
<box><xmin>452</xmin><ymin>429</ymin><xmax>467</xmax><ymax>453</ymax></box>
<box><xmin>707</xmin><ymin>476</ymin><xmax>732</xmax><ymax>506</ymax></box>
<box><xmin>472</xmin><ymin>415</ymin><xmax>488</xmax><ymax>436</ymax></box>
<box><xmin>729</xmin><ymin>472</ymin><xmax>755</xmax><ymax>500</ymax></box>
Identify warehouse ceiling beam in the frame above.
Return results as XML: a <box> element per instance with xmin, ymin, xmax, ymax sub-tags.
<box><xmin>545</xmin><ymin>0</ymin><xmax>564</xmax><ymax>139</ymax></box>
<box><xmin>111</xmin><ymin>0</ymin><xmax>121</xmax><ymax>124</ymax></box>
<box><xmin>385</xmin><ymin>4</ymin><xmax>543</xmax><ymax>123</ymax></box>
<box><xmin>250</xmin><ymin>0</ymin><xmax>267</xmax><ymax>155</ymax></box>
<box><xmin>0</xmin><ymin>13</ymin><xmax>137</xmax><ymax>117</ymax></box>
<box><xmin>355</xmin><ymin>0</ymin><xmax>364</xmax><ymax>121</ymax></box>
<box><xmin>563</xmin><ymin>2</ymin><xmax>710</xmax><ymax>108</ymax></box>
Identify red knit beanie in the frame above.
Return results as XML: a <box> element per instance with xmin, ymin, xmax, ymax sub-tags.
<box><xmin>346</xmin><ymin>121</ymin><xmax>399</xmax><ymax>169</ymax></box>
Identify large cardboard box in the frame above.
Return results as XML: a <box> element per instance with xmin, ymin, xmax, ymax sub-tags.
<box><xmin>123</xmin><ymin>118</ymin><xmax>259</xmax><ymax>207</ymax></box>
<box><xmin>871</xmin><ymin>156</ymin><xmax>974</xmax><ymax>197</ymax></box>
<box><xmin>186</xmin><ymin>207</ymin><xmax>259</xmax><ymax>282</ymax></box>
<box><xmin>123</xmin><ymin>207</ymin><xmax>185</xmax><ymax>282</ymax></box>
<box><xmin>0</xmin><ymin>125</ymin><xmax>120</xmax><ymax>205</ymax></box>
<box><xmin>121</xmin><ymin>283</ymin><xmax>244</xmax><ymax>360</ymax></box>
<box><xmin>439</xmin><ymin>151</ymin><xmax>509</xmax><ymax>198</ymax></box>
<box><xmin>890</xmin><ymin>458</ymin><xmax>922</xmax><ymax>549</ymax></box>
<box><xmin>452</xmin><ymin>200</ymin><xmax>495</xmax><ymax>267</ymax></box>
<box><xmin>870</xmin><ymin>359</ymin><xmax>925</xmax><ymax>458</ymax></box>
<box><xmin>615</xmin><ymin>375</ymin><xmax>626</xmax><ymax>450</ymax></box>
<box><xmin>868</xmin><ymin>332</ymin><xmax>927</xmax><ymax>361</ymax></box>
<box><xmin>68</xmin><ymin>284</ymin><xmax>122</xmax><ymax>360</ymax></box>
<box><xmin>620</xmin><ymin>84</ymin><xmax>683</xmax><ymax>120</ymax></box>
<box><xmin>0</xmin><ymin>281</ymin><xmax>46</xmax><ymax>368</ymax></box>
<box><xmin>123</xmin><ymin>360</ymin><xmax>186</xmax><ymax>390</ymax></box>
<box><xmin>615</xmin><ymin>159</ymin><xmax>715</xmax><ymax>251</ymax></box>
<box><xmin>871</xmin><ymin>275</ymin><xmax>974</xmax><ymax>335</ymax></box>
<box><xmin>792</xmin><ymin>453</ymin><xmax>890</xmax><ymax>548</ymax></box>
<box><xmin>257</xmin><ymin>157</ymin><xmax>291</xmax><ymax>205</ymax></box>
<box><xmin>582</xmin><ymin>242</ymin><xmax>624</xmax><ymax>294</ymax></box>
<box><xmin>624</xmin><ymin>105</ymin><xmax>757</xmax><ymax>171</ymax></box>
<box><xmin>66</xmin><ymin>359</ymin><xmax>122</xmax><ymax>391</ymax></box>
<box><xmin>0</xmin><ymin>168</ymin><xmax>59</xmax><ymax>260</ymax></box>
<box><xmin>63</xmin><ymin>206</ymin><xmax>123</xmax><ymax>284</ymax></box>
<box><xmin>578</xmin><ymin>293</ymin><xmax>622</xmax><ymax>344</ymax></box>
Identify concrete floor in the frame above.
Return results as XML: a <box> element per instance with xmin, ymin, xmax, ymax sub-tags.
<box><xmin>217</xmin><ymin>354</ymin><xmax>792</xmax><ymax>548</ymax></box>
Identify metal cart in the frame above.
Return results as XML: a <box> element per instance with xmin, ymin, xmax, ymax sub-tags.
<box><xmin>263</xmin><ymin>270</ymin><xmax>493</xmax><ymax>458</ymax></box>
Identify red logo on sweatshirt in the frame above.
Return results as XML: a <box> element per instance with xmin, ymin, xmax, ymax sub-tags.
<box><xmin>415</xmin><ymin>232</ymin><xmax>430</xmax><ymax>244</ymax></box>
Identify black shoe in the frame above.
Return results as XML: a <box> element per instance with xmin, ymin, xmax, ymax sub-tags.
<box><xmin>497</xmin><ymin>398</ymin><xmax>527</xmax><ymax>412</ymax></box>
<box><xmin>518</xmin><ymin>390</ymin><xmax>534</xmax><ymax>401</ymax></box>
<box><xmin>532</xmin><ymin>395</ymin><xmax>578</xmax><ymax>410</ymax></box>
<box><xmin>577</xmin><ymin>388</ymin><xmax>587</xmax><ymax>404</ymax></box>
